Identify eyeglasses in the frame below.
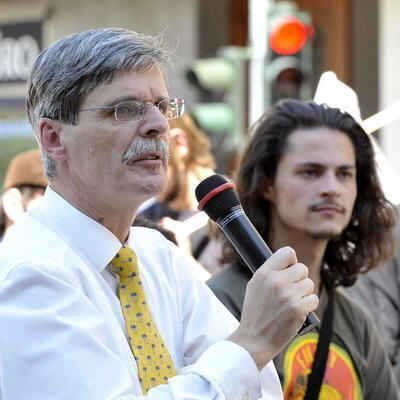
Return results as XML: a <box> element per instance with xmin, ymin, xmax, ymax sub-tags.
<box><xmin>79</xmin><ymin>98</ymin><xmax>185</xmax><ymax>123</ymax></box>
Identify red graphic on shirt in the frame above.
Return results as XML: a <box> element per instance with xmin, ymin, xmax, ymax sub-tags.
<box><xmin>282</xmin><ymin>333</ymin><xmax>362</xmax><ymax>399</ymax></box>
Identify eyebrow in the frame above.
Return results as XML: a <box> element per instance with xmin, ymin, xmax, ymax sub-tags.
<box><xmin>295</xmin><ymin>162</ymin><xmax>356</xmax><ymax>170</ymax></box>
<box><xmin>106</xmin><ymin>95</ymin><xmax>169</xmax><ymax>107</ymax></box>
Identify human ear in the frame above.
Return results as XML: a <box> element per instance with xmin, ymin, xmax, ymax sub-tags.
<box><xmin>38</xmin><ymin>118</ymin><xmax>67</xmax><ymax>161</ymax></box>
<box><xmin>260</xmin><ymin>177</ymin><xmax>276</xmax><ymax>202</ymax></box>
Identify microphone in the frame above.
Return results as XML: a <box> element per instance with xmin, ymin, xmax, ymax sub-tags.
<box><xmin>195</xmin><ymin>174</ymin><xmax>319</xmax><ymax>335</ymax></box>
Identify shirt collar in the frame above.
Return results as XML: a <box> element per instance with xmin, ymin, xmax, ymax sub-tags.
<box><xmin>35</xmin><ymin>186</ymin><xmax>122</xmax><ymax>272</ymax></box>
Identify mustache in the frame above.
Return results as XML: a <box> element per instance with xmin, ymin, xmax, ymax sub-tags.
<box><xmin>122</xmin><ymin>137</ymin><xmax>169</xmax><ymax>165</ymax></box>
<box><xmin>309</xmin><ymin>201</ymin><xmax>346</xmax><ymax>213</ymax></box>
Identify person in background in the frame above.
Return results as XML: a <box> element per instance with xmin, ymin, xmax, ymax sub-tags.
<box><xmin>0</xmin><ymin>148</ymin><xmax>47</xmax><ymax>240</ymax></box>
<box><xmin>140</xmin><ymin>113</ymin><xmax>220</xmax><ymax>274</ymax></box>
<box><xmin>208</xmin><ymin>99</ymin><xmax>399</xmax><ymax>399</ymax></box>
<box><xmin>0</xmin><ymin>28</ymin><xmax>317</xmax><ymax>399</ymax></box>
<box><xmin>344</xmin><ymin>207</ymin><xmax>400</xmax><ymax>384</ymax></box>
<box><xmin>142</xmin><ymin>112</ymin><xmax>215</xmax><ymax>220</ymax></box>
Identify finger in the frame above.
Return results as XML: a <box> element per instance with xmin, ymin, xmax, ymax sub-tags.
<box><xmin>262</xmin><ymin>246</ymin><xmax>298</xmax><ymax>272</ymax></box>
<box><xmin>281</xmin><ymin>262</ymin><xmax>309</xmax><ymax>283</ymax></box>
<box><xmin>300</xmin><ymin>293</ymin><xmax>319</xmax><ymax>314</ymax></box>
<box><xmin>289</xmin><ymin>291</ymin><xmax>319</xmax><ymax>322</ymax></box>
<box><xmin>291</xmin><ymin>276</ymin><xmax>315</xmax><ymax>298</ymax></box>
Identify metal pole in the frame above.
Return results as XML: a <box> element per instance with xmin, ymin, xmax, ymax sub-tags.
<box><xmin>248</xmin><ymin>0</ymin><xmax>271</xmax><ymax>127</ymax></box>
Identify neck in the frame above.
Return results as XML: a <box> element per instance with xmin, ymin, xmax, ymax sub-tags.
<box><xmin>270</xmin><ymin>231</ymin><xmax>328</xmax><ymax>294</ymax></box>
<box><xmin>50</xmin><ymin>180</ymin><xmax>138</xmax><ymax>243</ymax></box>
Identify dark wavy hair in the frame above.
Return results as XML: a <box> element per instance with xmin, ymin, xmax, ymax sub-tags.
<box><xmin>228</xmin><ymin>99</ymin><xmax>397</xmax><ymax>288</ymax></box>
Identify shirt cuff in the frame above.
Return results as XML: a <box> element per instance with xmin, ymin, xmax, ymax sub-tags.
<box><xmin>182</xmin><ymin>340</ymin><xmax>262</xmax><ymax>400</ymax></box>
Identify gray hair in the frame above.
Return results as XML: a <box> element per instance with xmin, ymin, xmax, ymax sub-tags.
<box><xmin>26</xmin><ymin>27</ymin><xmax>171</xmax><ymax>178</ymax></box>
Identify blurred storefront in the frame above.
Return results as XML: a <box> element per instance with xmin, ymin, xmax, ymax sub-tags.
<box><xmin>0</xmin><ymin>0</ymin><xmax>399</xmax><ymax>177</ymax></box>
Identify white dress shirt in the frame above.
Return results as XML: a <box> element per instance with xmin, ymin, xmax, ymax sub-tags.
<box><xmin>0</xmin><ymin>187</ymin><xmax>282</xmax><ymax>400</ymax></box>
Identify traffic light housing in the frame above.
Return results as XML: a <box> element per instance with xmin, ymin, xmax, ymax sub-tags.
<box><xmin>265</xmin><ymin>1</ymin><xmax>314</xmax><ymax>107</ymax></box>
<box><xmin>185</xmin><ymin>46</ymin><xmax>249</xmax><ymax>147</ymax></box>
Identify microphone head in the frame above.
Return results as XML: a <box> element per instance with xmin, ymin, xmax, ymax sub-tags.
<box><xmin>195</xmin><ymin>174</ymin><xmax>241</xmax><ymax>222</ymax></box>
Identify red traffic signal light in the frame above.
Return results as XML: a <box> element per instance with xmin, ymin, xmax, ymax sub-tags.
<box><xmin>269</xmin><ymin>16</ymin><xmax>311</xmax><ymax>55</ymax></box>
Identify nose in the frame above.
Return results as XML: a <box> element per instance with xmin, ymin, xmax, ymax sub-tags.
<box><xmin>320</xmin><ymin>171</ymin><xmax>340</xmax><ymax>198</ymax></box>
<box><xmin>138</xmin><ymin>103</ymin><xmax>169</xmax><ymax>139</ymax></box>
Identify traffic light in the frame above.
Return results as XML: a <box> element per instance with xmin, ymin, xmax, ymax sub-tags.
<box><xmin>265</xmin><ymin>1</ymin><xmax>314</xmax><ymax>107</ymax></box>
<box><xmin>185</xmin><ymin>46</ymin><xmax>249</xmax><ymax>147</ymax></box>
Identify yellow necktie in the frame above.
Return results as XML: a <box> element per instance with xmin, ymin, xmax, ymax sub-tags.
<box><xmin>111</xmin><ymin>246</ymin><xmax>177</xmax><ymax>394</ymax></box>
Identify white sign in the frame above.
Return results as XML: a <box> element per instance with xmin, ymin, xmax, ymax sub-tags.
<box><xmin>0</xmin><ymin>30</ymin><xmax>40</xmax><ymax>81</ymax></box>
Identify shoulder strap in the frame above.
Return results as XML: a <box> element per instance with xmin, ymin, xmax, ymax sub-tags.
<box><xmin>304</xmin><ymin>289</ymin><xmax>335</xmax><ymax>400</ymax></box>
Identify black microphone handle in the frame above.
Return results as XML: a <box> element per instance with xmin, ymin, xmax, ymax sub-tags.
<box><xmin>216</xmin><ymin>207</ymin><xmax>320</xmax><ymax>336</ymax></box>
<box><xmin>218</xmin><ymin>208</ymin><xmax>273</xmax><ymax>273</ymax></box>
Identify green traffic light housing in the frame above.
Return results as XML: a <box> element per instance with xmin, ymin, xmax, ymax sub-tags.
<box><xmin>191</xmin><ymin>103</ymin><xmax>235</xmax><ymax>134</ymax></box>
<box><xmin>186</xmin><ymin>46</ymin><xmax>250</xmax><ymax>146</ymax></box>
<box><xmin>186</xmin><ymin>58</ymin><xmax>235</xmax><ymax>92</ymax></box>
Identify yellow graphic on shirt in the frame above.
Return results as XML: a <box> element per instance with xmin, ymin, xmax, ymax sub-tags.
<box><xmin>282</xmin><ymin>332</ymin><xmax>362</xmax><ymax>400</ymax></box>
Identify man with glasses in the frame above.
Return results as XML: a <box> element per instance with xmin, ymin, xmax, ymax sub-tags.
<box><xmin>0</xmin><ymin>28</ymin><xmax>317</xmax><ymax>399</ymax></box>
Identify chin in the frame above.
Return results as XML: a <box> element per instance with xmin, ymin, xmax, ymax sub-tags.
<box><xmin>307</xmin><ymin>227</ymin><xmax>343</xmax><ymax>240</ymax></box>
<box><xmin>138</xmin><ymin>175</ymin><xmax>167</xmax><ymax>196</ymax></box>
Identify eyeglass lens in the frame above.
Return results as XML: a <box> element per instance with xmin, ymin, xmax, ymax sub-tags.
<box><xmin>115</xmin><ymin>99</ymin><xmax>184</xmax><ymax>122</ymax></box>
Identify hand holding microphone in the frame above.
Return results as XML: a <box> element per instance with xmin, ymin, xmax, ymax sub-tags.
<box><xmin>196</xmin><ymin>174</ymin><xmax>319</xmax><ymax>368</ymax></box>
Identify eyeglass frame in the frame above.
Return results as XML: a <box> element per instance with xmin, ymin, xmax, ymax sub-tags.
<box><xmin>78</xmin><ymin>97</ymin><xmax>185</xmax><ymax>123</ymax></box>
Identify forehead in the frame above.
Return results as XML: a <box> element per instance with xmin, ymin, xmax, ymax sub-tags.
<box><xmin>82</xmin><ymin>66</ymin><xmax>169</xmax><ymax>107</ymax></box>
<box><xmin>282</xmin><ymin>127</ymin><xmax>356</xmax><ymax>166</ymax></box>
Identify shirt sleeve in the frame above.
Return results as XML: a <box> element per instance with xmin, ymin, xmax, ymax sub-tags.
<box><xmin>0</xmin><ymin>262</ymin><xmax>281</xmax><ymax>400</ymax></box>
<box><xmin>169</xmin><ymin>247</ymin><xmax>283</xmax><ymax>400</ymax></box>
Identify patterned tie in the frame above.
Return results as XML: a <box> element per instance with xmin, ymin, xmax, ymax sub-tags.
<box><xmin>111</xmin><ymin>246</ymin><xmax>177</xmax><ymax>394</ymax></box>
